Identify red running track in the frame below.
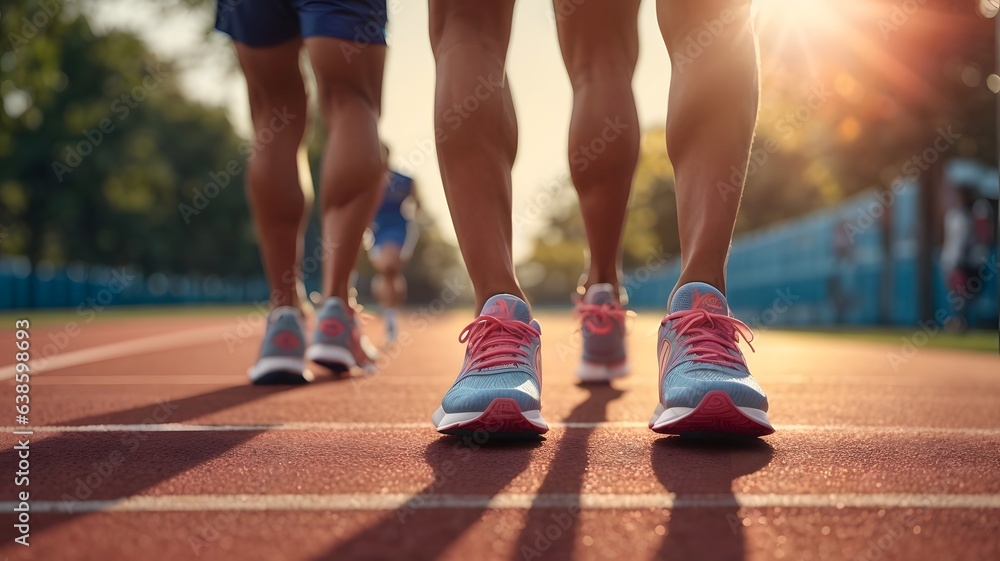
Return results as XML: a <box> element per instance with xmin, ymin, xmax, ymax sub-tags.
<box><xmin>0</xmin><ymin>310</ymin><xmax>999</xmax><ymax>561</ymax></box>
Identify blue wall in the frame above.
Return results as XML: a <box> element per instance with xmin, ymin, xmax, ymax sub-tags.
<box><xmin>3</xmin><ymin>182</ymin><xmax>997</xmax><ymax>327</ymax></box>
<box><xmin>629</xmin><ymin>183</ymin><xmax>999</xmax><ymax>327</ymax></box>
<box><xmin>0</xmin><ymin>258</ymin><xmax>271</xmax><ymax>310</ymax></box>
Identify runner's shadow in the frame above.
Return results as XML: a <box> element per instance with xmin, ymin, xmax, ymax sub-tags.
<box><xmin>652</xmin><ymin>437</ymin><xmax>774</xmax><ymax>561</ymax></box>
<box><xmin>57</xmin><ymin>384</ymin><xmax>302</xmax><ymax>426</ymax></box>
<box><xmin>315</xmin><ymin>432</ymin><xmax>540</xmax><ymax>560</ymax></box>
<box><xmin>9</xmin><ymin>385</ymin><xmax>302</xmax><ymax>537</ymax></box>
<box><xmin>513</xmin><ymin>384</ymin><xmax>624</xmax><ymax>559</ymax></box>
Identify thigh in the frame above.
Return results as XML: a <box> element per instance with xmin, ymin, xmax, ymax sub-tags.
<box><xmin>234</xmin><ymin>39</ymin><xmax>307</xmax><ymax>123</ymax></box>
<box><xmin>429</xmin><ymin>0</ymin><xmax>516</xmax><ymax>57</ymax></box>
<box><xmin>304</xmin><ymin>35</ymin><xmax>385</xmax><ymax>112</ymax></box>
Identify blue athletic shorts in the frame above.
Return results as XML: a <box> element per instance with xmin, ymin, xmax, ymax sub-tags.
<box><xmin>372</xmin><ymin>222</ymin><xmax>408</xmax><ymax>249</ymax></box>
<box><xmin>215</xmin><ymin>0</ymin><xmax>388</xmax><ymax>47</ymax></box>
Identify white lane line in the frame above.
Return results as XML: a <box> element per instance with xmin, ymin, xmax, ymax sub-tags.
<box><xmin>33</xmin><ymin>375</ymin><xmax>244</xmax><ymax>386</ymax></box>
<box><xmin>24</xmin><ymin>373</ymin><xmax>1000</xmax><ymax>386</ymax></box>
<box><xmin>3</xmin><ymin>423</ymin><xmax>1000</xmax><ymax>436</ymax></box>
<box><xmin>5</xmin><ymin>493</ymin><xmax>1000</xmax><ymax>513</ymax></box>
<box><xmin>0</xmin><ymin>325</ymin><xmax>229</xmax><ymax>380</ymax></box>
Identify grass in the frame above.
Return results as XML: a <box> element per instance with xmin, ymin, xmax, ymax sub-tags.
<box><xmin>0</xmin><ymin>304</ymin><xmax>260</xmax><ymax>328</ymax></box>
<box><xmin>778</xmin><ymin>328</ymin><xmax>1000</xmax><ymax>353</ymax></box>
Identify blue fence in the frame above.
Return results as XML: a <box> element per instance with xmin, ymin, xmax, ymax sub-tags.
<box><xmin>3</xmin><ymin>182</ymin><xmax>997</xmax><ymax>327</ymax></box>
<box><xmin>0</xmin><ymin>259</ymin><xmax>271</xmax><ymax>310</ymax></box>
<box><xmin>629</xmin><ymin>182</ymin><xmax>999</xmax><ymax>327</ymax></box>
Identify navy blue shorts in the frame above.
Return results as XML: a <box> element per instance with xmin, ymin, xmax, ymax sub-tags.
<box><xmin>215</xmin><ymin>0</ymin><xmax>387</xmax><ymax>47</ymax></box>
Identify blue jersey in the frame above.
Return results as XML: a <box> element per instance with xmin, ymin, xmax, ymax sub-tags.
<box><xmin>373</xmin><ymin>171</ymin><xmax>413</xmax><ymax>228</ymax></box>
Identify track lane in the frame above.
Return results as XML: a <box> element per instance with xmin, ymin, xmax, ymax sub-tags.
<box><xmin>1</xmin><ymin>310</ymin><xmax>998</xmax><ymax>561</ymax></box>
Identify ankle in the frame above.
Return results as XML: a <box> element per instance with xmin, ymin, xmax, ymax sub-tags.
<box><xmin>675</xmin><ymin>272</ymin><xmax>726</xmax><ymax>295</ymax></box>
<box><xmin>474</xmin><ymin>288</ymin><xmax>527</xmax><ymax>313</ymax></box>
<box><xmin>270</xmin><ymin>293</ymin><xmax>301</xmax><ymax>312</ymax></box>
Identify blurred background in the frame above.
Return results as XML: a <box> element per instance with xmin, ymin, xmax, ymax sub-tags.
<box><xmin>1</xmin><ymin>0</ymin><xmax>997</xmax><ymax>344</ymax></box>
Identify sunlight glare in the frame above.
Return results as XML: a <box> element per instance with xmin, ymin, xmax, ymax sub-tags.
<box><xmin>755</xmin><ymin>0</ymin><xmax>844</xmax><ymax>34</ymax></box>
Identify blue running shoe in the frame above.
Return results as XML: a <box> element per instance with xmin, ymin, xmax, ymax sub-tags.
<box><xmin>306</xmin><ymin>297</ymin><xmax>377</xmax><ymax>375</ymax></box>
<box><xmin>575</xmin><ymin>283</ymin><xmax>631</xmax><ymax>383</ymax></box>
<box><xmin>432</xmin><ymin>294</ymin><xmax>548</xmax><ymax>437</ymax></box>
<box><xmin>649</xmin><ymin>282</ymin><xmax>773</xmax><ymax>436</ymax></box>
<box><xmin>248</xmin><ymin>306</ymin><xmax>312</xmax><ymax>385</ymax></box>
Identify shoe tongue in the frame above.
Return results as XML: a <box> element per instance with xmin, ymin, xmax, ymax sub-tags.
<box><xmin>583</xmin><ymin>283</ymin><xmax>618</xmax><ymax>306</ymax></box>
<box><xmin>669</xmin><ymin>282</ymin><xmax>729</xmax><ymax>315</ymax></box>
<box><xmin>321</xmin><ymin>297</ymin><xmax>348</xmax><ymax>316</ymax></box>
<box><xmin>480</xmin><ymin>294</ymin><xmax>532</xmax><ymax>324</ymax></box>
<box><xmin>669</xmin><ymin>283</ymin><xmax>741</xmax><ymax>363</ymax></box>
<box><xmin>473</xmin><ymin>294</ymin><xmax>532</xmax><ymax>371</ymax></box>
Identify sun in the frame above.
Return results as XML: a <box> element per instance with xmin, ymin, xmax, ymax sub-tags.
<box><xmin>752</xmin><ymin>0</ymin><xmax>861</xmax><ymax>74</ymax></box>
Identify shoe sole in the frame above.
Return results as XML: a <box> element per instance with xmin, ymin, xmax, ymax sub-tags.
<box><xmin>577</xmin><ymin>360</ymin><xmax>629</xmax><ymax>383</ymax></box>
<box><xmin>306</xmin><ymin>344</ymin><xmax>355</xmax><ymax>374</ymax></box>
<box><xmin>432</xmin><ymin>398</ymin><xmax>548</xmax><ymax>438</ymax></box>
<box><xmin>248</xmin><ymin>357</ymin><xmax>312</xmax><ymax>385</ymax></box>
<box><xmin>649</xmin><ymin>390</ymin><xmax>774</xmax><ymax>436</ymax></box>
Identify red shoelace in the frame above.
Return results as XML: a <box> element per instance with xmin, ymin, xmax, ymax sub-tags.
<box><xmin>662</xmin><ymin>309</ymin><xmax>755</xmax><ymax>368</ymax></box>
<box><xmin>575</xmin><ymin>301</ymin><xmax>632</xmax><ymax>335</ymax></box>
<box><xmin>459</xmin><ymin>315</ymin><xmax>539</xmax><ymax>370</ymax></box>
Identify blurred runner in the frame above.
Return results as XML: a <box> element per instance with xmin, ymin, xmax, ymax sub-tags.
<box><xmin>215</xmin><ymin>0</ymin><xmax>386</xmax><ymax>383</ymax></box>
<box><xmin>429</xmin><ymin>0</ymin><xmax>772</xmax><ymax>437</ymax></box>
<box><xmin>941</xmin><ymin>184</ymin><xmax>990</xmax><ymax>332</ymax></box>
<box><xmin>368</xmin><ymin>143</ymin><xmax>419</xmax><ymax>343</ymax></box>
<box><xmin>830</xmin><ymin>216</ymin><xmax>856</xmax><ymax>324</ymax></box>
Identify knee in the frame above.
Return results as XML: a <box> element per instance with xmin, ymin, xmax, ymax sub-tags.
<box><xmin>315</xmin><ymin>82</ymin><xmax>378</xmax><ymax>122</ymax></box>
<box><xmin>432</xmin><ymin>25</ymin><xmax>506</xmax><ymax>68</ymax></box>
<box><xmin>566</xmin><ymin>53</ymin><xmax>636</xmax><ymax>92</ymax></box>
<box><xmin>430</xmin><ymin>3</ymin><xmax>510</xmax><ymax>64</ymax></box>
<box><xmin>245</xmin><ymin>80</ymin><xmax>306</xmax><ymax>129</ymax></box>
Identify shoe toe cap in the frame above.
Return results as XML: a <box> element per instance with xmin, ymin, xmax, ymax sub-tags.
<box><xmin>663</xmin><ymin>368</ymin><xmax>768</xmax><ymax>411</ymax></box>
<box><xmin>441</xmin><ymin>371</ymin><xmax>541</xmax><ymax>414</ymax></box>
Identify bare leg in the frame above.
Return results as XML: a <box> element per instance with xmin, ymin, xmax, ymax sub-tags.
<box><xmin>235</xmin><ymin>39</ymin><xmax>311</xmax><ymax>309</ymax></box>
<box><xmin>371</xmin><ymin>244</ymin><xmax>406</xmax><ymax>308</ymax></box>
<box><xmin>429</xmin><ymin>0</ymin><xmax>520</xmax><ymax>311</ymax></box>
<box><xmin>554</xmin><ymin>0</ymin><xmax>641</xmax><ymax>295</ymax></box>
<box><xmin>304</xmin><ymin>38</ymin><xmax>386</xmax><ymax>303</ymax></box>
<box><xmin>658</xmin><ymin>0</ymin><xmax>759</xmax><ymax>297</ymax></box>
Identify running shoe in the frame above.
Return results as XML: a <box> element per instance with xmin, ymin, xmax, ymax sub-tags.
<box><xmin>248</xmin><ymin>306</ymin><xmax>312</xmax><ymax>385</ymax></box>
<box><xmin>431</xmin><ymin>294</ymin><xmax>548</xmax><ymax>438</ymax></box>
<box><xmin>575</xmin><ymin>283</ymin><xmax>630</xmax><ymax>382</ymax></box>
<box><xmin>649</xmin><ymin>282</ymin><xmax>773</xmax><ymax>436</ymax></box>
<box><xmin>305</xmin><ymin>297</ymin><xmax>377</xmax><ymax>375</ymax></box>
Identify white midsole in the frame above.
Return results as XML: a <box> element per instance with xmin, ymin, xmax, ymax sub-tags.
<box><xmin>247</xmin><ymin>357</ymin><xmax>306</xmax><ymax>381</ymax></box>
<box><xmin>648</xmin><ymin>402</ymin><xmax>773</xmax><ymax>430</ymax></box>
<box><xmin>576</xmin><ymin>360</ymin><xmax>630</xmax><ymax>382</ymax></box>
<box><xmin>432</xmin><ymin>406</ymin><xmax>549</xmax><ymax>431</ymax></box>
<box><xmin>305</xmin><ymin>344</ymin><xmax>356</xmax><ymax>367</ymax></box>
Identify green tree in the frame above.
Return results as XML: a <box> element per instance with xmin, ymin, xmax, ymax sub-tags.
<box><xmin>2</xmin><ymin>0</ymin><xmax>261</xmax><ymax>276</ymax></box>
